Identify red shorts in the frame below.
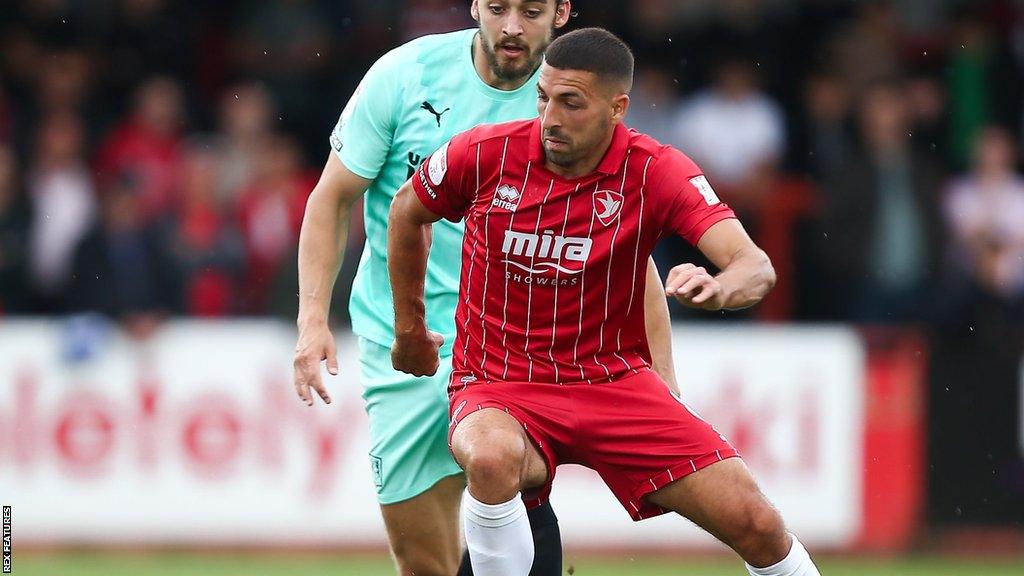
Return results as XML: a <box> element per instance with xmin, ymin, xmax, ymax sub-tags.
<box><xmin>448</xmin><ymin>369</ymin><xmax>739</xmax><ymax>520</ymax></box>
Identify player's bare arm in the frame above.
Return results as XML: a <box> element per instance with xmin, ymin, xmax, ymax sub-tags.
<box><xmin>666</xmin><ymin>219</ymin><xmax>776</xmax><ymax>311</ymax></box>
<box><xmin>643</xmin><ymin>257</ymin><xmax>680</xmax><ymax>396</ymax></box>
<box><xmin>387</xmin><ymin>180</ymin><xmax>445</xmax><ymax>377</ymax></box>
<box><xmin>293</xmin><ymin>153</ymin><xmax>372</xmax><ymax>406</ymax></box>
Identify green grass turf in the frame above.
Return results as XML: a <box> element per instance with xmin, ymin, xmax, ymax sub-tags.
<box><xmin>10</xmin><ymin>552</ymin><xmax>1024</xmax><ymax>576</ymax></box>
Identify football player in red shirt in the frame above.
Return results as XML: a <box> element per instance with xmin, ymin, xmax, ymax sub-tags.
<box><xmin>388</xmin><ymin>28</ymin><xmax>821</xmax><ymax>576</ymax></box>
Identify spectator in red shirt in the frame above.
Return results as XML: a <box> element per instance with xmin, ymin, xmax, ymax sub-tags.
<box><xmin>165</xmin><ymin>140</ymin><xmax>246</xmax><ymax>317</ymax></box>
<box><xmin>95</xmin><ymin>76</ymin><xmax>186</xmax><ymax>222</ymax></box>
<box><xmin>0</xmin><ymin>79</ymin><xmax>14</xmax><ymax>144</ymax></box>
<box><xmin>0</xmin><ymin>144</ymin><xmax>31</xmax><ymax>313</ymax></box>
<box><xmin>236</xmin><ymin>133</ymin><xmax>313</xmax><ymax>313</ymax></box>
<box><xmin>214</xmin><ymin>82</ymin><xmax>275</xmax><ymax>205</ymax></box>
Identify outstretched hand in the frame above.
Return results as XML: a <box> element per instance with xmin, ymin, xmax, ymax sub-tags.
<box><xmin>293</xmin><ymin>322</ymin><xmax>337</xmax><ymax>406</ymax></box>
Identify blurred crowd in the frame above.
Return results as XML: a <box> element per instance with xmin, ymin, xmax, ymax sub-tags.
<box><xmin>1</xmin><ymin>0</ymin><xmax>1023</xmax><ymax>330</ymax></box>
<box><xmin>0</xmin><ymin>0</ymin><xmax>1023</xmax><ymax>525</ymax></box>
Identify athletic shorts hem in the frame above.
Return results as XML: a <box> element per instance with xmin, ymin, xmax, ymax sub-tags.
<box><xmin>625</xmin><ymin>449</ymin><xmax>741</xmax><ymax>521</ymax></box>
<box><xmin>358</xmin><ymin>337</ymin><xmax>459</xmax><ymax>503</ymax></box>
<box><xmin>376</xmin><ymin>469</ymin><xmax>466</xmax><ymax>505</ymax></box>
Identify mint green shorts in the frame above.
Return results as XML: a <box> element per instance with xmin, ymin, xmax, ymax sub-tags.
<box><xmin>356</xmin><ymin>337</ymin><xmax>464</xmax><ymax>504</ymax></box>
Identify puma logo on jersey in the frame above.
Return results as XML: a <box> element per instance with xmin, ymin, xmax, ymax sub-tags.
<box><xmin>594</xmin><ymin>190</ymin><xmax>623</xmax><ymax>225</ymax></box>
<box><xmin>421</xmin><ymin>101</ymin><xmax>450</xmax><ymax>127</ymax></box>
<box><xmin>492</xmin><ymin>184</ymin><xmax>521</xmax><ymax>211</ymax></box>
<box><xmin>501</xmin><ymin>229</ymin><xmax>592</xmax><ymax>275</ymax></box>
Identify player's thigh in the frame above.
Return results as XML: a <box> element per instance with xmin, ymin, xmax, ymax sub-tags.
<box><xmin>645</xmin><ymin>457</ymin><xmax>782</xmax><ymax>544</ymax></box>
<box><xmin>380</xmin><ymin>473</ymin><xmax>465</xmax><ymax>572</ymax></box>
<box><xmin>450</xmin><ymin>407</ymin><xmax>548</xmax><ymax>490</ymax></box>
<box><xmin>357</xmin><ymin>337</ymin><xmax>463</xmax><ymax>504</ymax></box>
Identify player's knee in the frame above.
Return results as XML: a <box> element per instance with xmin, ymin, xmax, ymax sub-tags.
<box><xmin>458</xmin><ymin>430</ymin><xmax>527</xmax><ymax>495</ymax></box>
<box><xmin>744</xmin><ymin>501</ymin><xmax>785</xmax><ymax>542</ymax></box>
<box><xmin>730</xmin><ymin>499</ymin><xmax>789</xmax><ymax>564</ymax></box>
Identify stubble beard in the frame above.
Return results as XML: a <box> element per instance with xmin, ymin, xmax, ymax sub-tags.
<box><xmin>480</xmin><ymin>29</ymin><xmax>552</xmax><ymax>83</ymax></box>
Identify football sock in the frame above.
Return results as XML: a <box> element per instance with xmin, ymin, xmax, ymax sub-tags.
<box><xmin>456</xmin><ymin>500</ymin><xmax>562</xmax><ymax>576</ymax></box>
<box><xmin>457</xmin><ymin>549</ymin><xmax>473</xmax><ymax>576</ymax></box>
<box><xmin>745</xmin><ymin>533</ymin><xmax>821</xmax><ymax>576</ymax></box>
<box><xmin>525</xmin><ymin>500</ymin><xmax>562</xmax><ymax>575</ymax></box>
<box><xmin>463</xmin><ymin>490</ymin><xmax>534</xmax><ymax>576</ymax></box>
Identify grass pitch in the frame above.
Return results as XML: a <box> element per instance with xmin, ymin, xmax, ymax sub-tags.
<box><xmin>11</xmin><ymin>552</ymin><xmax>1024</xmax><ymax>575</ymax></box>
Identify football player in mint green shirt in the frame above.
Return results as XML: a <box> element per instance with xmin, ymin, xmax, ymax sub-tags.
<box><xmin>293</xmin><ymin>1</ymin><xmax>679</xmax><ymax>574</ymax></box>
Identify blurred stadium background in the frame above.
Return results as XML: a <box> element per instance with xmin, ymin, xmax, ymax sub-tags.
<box><xmin>1</xmin><ymin>0</ymin><xmax>1024</xmax><ymax>574</ymax></box>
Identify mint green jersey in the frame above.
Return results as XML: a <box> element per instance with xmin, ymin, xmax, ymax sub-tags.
<box><xmin>332</xmin><ymin>29</ymin><xmax>540</xmax><ymax>356</ymax></box>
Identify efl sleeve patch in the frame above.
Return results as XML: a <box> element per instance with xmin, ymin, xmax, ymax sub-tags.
<box><xmin>428</xmin><ymin>140</ymin><xmax>449</xmax><ymax>187</ymax></box>
<box><xmin>689</xmin><ymin>175</ymin><xmax>720</xmax><ymax>206</ymax></box>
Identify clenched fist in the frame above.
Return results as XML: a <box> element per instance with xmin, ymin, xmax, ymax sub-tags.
<box><xmin>665</xmin><ymin>263</ymin><xmax>726</xmax><ymax>311</ymax></box>
<box><xmin>392</xmin><ymin>329</ymin><xmax>445</xmax><ymax>377</ymax></box>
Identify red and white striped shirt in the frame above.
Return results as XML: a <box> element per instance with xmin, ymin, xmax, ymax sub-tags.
<box><xmin>412</xmin><ymin>118</ymin><xmax>735</xmax><ymax>384</ymax></box>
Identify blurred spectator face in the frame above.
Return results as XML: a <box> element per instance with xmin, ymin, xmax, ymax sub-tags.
<box><xmin>805</xmin><ymin>75</ymin><xmax>849</xmax><ymax>124</ymax></box>
<box><xmin>859</xmin><ymin>84</ymin><xmax>908</xmax><ymax>151</ymax></box>
<box><xmin>715</xmin><ymin>60</ymin><xmax>757</xmax><ymax>100</ymax></box>
<box><xmin>102</xmin><ymin>178</ymin><xmax>144</xmax><ymax>234</ymax></box>
<box><xmin>630</xmin><ymin>0</ymin><xmax>682</xmax><ymax>38</ymax></box>
<box><xmin>0</xmin><ymin>78</ymin><xmax>10</xmax><ymax>142</ymax></box>
<box><xmin>220</xmin><ymin>84</ymin><xmax>273</xmax><ymax>139</ymax></box>
<box><xmin>181</xmin><ymin>146</ymin><xmax>220</xmax><ymax>208</ymax></box>
<box><xmin>255</xmin><ymin>135</ymin><xmax>301</xmax><ymax>184</ymax></box>
<box><xmin>721</xmin><ymin>0</ymin><xmax>764</xmax><ymax>29</ymax></box>
<box><xmin>35</xmin><ymin>111</ymin><xmax>85</xmax><ymax>166</ymax></box>
<box><xmin>0</xmin><ymin>145</ymin><xmax>15</xmax><ymax>211</ymax></box>
<box><xmin>472</xmin><ymin>0</ymin><xmax>568</xmax><ymax>83</ymax></box>
<box><xmin>860</xmin><ymin>0</ymin><xmax>899</xmax><ymax>39</ymax></box>
<box><xmin>401</xmin><ymin>0</ymin><xmax>473</xmax><ymax>41</ymax></box>
<box><xmin>633</xmin><ymin>65</ymin><xmax>676</xmax><ymax>106</ymax></box>
<box><xmin>135</xmin><ymin>77</ymin><xmax>184</xmax><ymax>137</ymax></box>
<box><xmin>0</xmin><ymin>30</ymin><xmax>41</xmax><ymax>87</ymax></box>
<box><xmin>974</xmin><ymin>128</ymin><xmax>1016</xmax><ymax>176</ymax></box>
<box><xmin>952</xmin><ymin>12</ymin><xmax>992</xmax><ymax>55</ymax></box>
<box><xmin>118</xmin><ymin>0</ymin><xmax>166</xmax><ymax>21</ymax></box>
<box><xmin>37</xmin><ymin>49</ymin><xmax>92</xmax><ymax>112</ymax></box>
<box><xmin>904</xmin><ymin>76</ymin><xmax>944</xmax><ymax>124</ymax></box>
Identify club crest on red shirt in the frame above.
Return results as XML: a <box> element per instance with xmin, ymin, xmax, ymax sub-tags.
<box><xmin>593</xmin><ymin>190</ymin><xmax>623</xmax><ymax>225</ymax></box>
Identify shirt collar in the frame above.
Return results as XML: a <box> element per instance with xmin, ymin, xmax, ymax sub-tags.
<box><xmin>529</xmin><ymin>119</ymin><xmax>631</xmax><ymax>176</ymax></box>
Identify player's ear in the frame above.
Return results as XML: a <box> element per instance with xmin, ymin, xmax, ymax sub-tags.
<box><xmin>554</xmin><ymin>0</ymin><xmax>571</xmax><ymax>29</ymax></box>
<box><xmin>471</xmin><ymin>0</ymin><xmax>481</xmax><ymax>22</ymax></box>
<box><xmin>611</xmin><ymin>93</ymin><xmax>630</xmax><ymax>124</ymax></box>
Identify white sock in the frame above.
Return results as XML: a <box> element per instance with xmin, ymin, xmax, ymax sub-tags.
<box><xmin>745</xmin><ymin>533</ymin><xmax>821</xmax><ymax>576</ymax></box>
<box><xmin>463</xmin><ymin>490</ymin><xmax>534</xmax><ymax>576</ymax></box>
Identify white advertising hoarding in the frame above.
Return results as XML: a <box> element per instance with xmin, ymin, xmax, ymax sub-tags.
<box><xmin>552</xmin><ymin>326</ymin><xmax>864</xmax><ymax>548</ymax></box>
<box><xmin>0</xmin><ymin>320</ymin><xmax>863</xmax><ymax>548</ymax></box>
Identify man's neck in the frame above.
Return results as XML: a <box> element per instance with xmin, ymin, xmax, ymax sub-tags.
<box><xmin>473</xmin><ymin>32</ymin><xmax>534</xmax><ymax>91</ymax></box>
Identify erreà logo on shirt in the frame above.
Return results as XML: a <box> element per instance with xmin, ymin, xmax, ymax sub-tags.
<box><xmin>501</xmin><ymin>229</ymin><xmax>592</xmax><ymax>275</ymax></box>
<box><xmin>491</xmin><ymin>184</ymin><xmax>521</xmax><ymax>211</ymax></box>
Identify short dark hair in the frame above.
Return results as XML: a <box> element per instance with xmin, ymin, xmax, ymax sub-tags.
<box><xmin>544</xmin><ymin>27</ymin><xmax>634</xmax><ymax>92</ymax></box>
